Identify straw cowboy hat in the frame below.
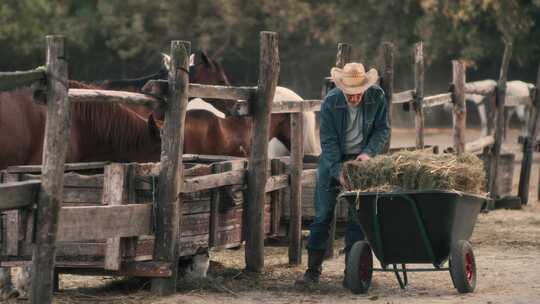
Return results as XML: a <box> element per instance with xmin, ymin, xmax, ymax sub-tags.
<box><xmin>331</xmin><ymin>62</ymin><xmax>379</xmax><ymax>95</ymax></box>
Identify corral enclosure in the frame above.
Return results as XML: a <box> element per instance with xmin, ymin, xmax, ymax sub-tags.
<box><xmin>0</xmin><ymin>30</ymin><xmax>539</xmax><ymax>304</ymax></box>
<box><xmin>0</xmin><ymin>158</ymin><xmax>274</xmax><ymax>268</ymax></box>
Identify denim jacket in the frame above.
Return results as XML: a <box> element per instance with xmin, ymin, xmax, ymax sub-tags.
<box><xmin>318</xmin><ymin>85</ymin><xmax>390</xmax><ymax>186</ymax></box>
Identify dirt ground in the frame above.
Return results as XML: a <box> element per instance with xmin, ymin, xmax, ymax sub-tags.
<box><xmin>9</xmin><ymin>128</ymin><xmax>540</xmax><ymax>304</ymax></box>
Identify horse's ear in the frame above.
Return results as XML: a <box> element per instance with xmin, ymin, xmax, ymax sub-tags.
<box><xmin>194</xmin><ymin>50</ymin><xmax>213</xmax><ymax>67</ymax></box>
<box><xmin>148</xmin><ymin>114</ymin><xmax>163</xmax><ymax>140</ymax></box>
<box><xmin>161</xmin><ymin>53</ymin><xmax>171</xmax><ymax>71</ymax></box>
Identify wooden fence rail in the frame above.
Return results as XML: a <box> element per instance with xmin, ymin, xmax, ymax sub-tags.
<box><xmin>0</xmin><ymin>181</ymin><xmax>41</xmax><ymax>211</ymax></box>
<box><xmin>0</xmin><ymin>68</ymin><xmax>46</xmax><ymax>92</ymax></box>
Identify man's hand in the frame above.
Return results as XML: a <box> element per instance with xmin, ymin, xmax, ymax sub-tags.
<box><xmin>356</xmin><ymin>153</ymin><xmax>371</xmax><ymax>161</ymax></box>
<box><xmin>340</xmin><ymin>172</ymin><xmax>351</xmax><ymax>190</ymax></box>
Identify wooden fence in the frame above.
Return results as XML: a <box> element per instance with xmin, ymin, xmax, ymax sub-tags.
<box><xmin>0</xmin><ymin>33</ymin><xmax>538</xmax><ymax>304</ymax></box>
<box><xmin>0</xmin><ymin>32</ymin><xmax>311</xmax><ymax>302</ymax></box>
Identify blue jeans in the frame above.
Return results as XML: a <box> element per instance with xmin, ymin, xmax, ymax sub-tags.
<box><xmin>306</xmin><ymin>177</ymin><xmax>365</xmax><ymax>253</ymax></box>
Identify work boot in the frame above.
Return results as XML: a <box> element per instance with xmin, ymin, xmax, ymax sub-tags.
<box><xmin>295</xmin><ymin>250</ymin><xmax>325</xmax><ymax>287</ymax></box>
<box><xmin>343</xmin><ymin>251</ymin><xmax>349</xmax><ymax>289</ymax></box>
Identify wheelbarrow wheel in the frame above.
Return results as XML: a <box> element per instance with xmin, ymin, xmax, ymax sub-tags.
<box><xmin>449</xmin><ymin>240</ymin><xmax>476</xmax><ymax>293</ymax></box>
<box><xmin>346</xmin><ymin>241</ymin><xmax>373</xmax><ymax>294</ymax></box>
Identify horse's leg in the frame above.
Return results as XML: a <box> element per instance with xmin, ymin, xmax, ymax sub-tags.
<box><xmin>13</xmin><ymin>265</ymin><xmax>31</xmax><ymax>299</ymax></box>
<box><xmin>518</xmin><ymin>105</ymin><xmax>529</xmax><ymax>136</ymax></box>
<box><xmin>503</xmin><ymin>107</ymin><xmax>513</xmax><ymax>140</ymax></box>
<box><xmin>477</xmin><ymin>104</ymin><xmax>488</xmax><ymax>136</ymax></box>
<box><xmin>0</xmin><ymin>267</ymin><xmax>18</xmax><ymax>299</ymax></box>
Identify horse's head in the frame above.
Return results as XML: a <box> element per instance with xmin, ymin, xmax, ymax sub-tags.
<box><xmin>161</xmin><ymin>51</ymin><xmax>236</xmax><ymax>115</ymax></box>
<box><xmin>161</xmin><ymin>51</ymin><xmax>230</xmax><ymax>86</ymax></box>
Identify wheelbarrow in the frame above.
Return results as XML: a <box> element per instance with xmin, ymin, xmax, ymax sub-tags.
<box><xmin>339</xmin><ymin>190</ymin><xmax>486</xmax><ymax>294</ymax></box>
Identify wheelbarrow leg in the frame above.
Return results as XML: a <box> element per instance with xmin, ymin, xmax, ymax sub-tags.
<box><xmin>393</xmin><ymin>264</ymin><xmax>408</xmax><ymax>289</ymax></box>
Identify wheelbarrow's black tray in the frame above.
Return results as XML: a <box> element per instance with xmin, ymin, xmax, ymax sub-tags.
<box><xmin>339</xmin><ymin>190</ymin><xmax>486</xmax><ymax>266</ymax></box>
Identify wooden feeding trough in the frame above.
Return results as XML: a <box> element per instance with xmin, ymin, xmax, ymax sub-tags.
<box><xmin>0</xmin><ymin>155</ymin><xmax>280</xmax><ymax>275</ymax></box>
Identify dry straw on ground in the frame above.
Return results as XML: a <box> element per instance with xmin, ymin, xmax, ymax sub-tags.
<box><xmin>342</xmin><ymin>150</ymin><xmax>485</xmax><ymax>194</ymax></box>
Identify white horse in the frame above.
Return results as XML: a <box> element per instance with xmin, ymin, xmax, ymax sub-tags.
<box><xmin>444</xmin><ymin>80</ymin><xmax>534</xmax><ymax>136</ymax></box>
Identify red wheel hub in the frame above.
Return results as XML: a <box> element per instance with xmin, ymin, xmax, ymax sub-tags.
<box><xmin>359</xmin><ymin>248</ymin><xmax>372</xmax><ymax>281</ymax></box>
<box><xmin>465</xmin><ymin>251</ymin><xmax>474</xmax><ymax>282</ymax></box>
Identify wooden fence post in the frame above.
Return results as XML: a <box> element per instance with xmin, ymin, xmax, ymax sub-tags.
<box><xmin>289</xmin><ymin>112</ymin><xmax>304</xmax><ymax>265</ymax></box>
<box><xmin>336</xmin><ymin>43</ymin><xmax>352</xmax><ymax>68</ymax></box>
<box><xmin>103</xmin><ymin>163</ymin><xmax>135</xmax><ymax>270</ymax></box>
<box><xmin>488</xmin><ymin>42</ymin><xmax>513</xmax><ymax>200</ymax></box>
<box><xmin>324</xmin><ymin>43</ymin><xmax>352</xmax><ymax>259</ymax></box>
<box><xmin>381</xmin><ymin>42</ymin><xmax>394</xmax><ymax>153</ymax></box>
<box><xmin>209</xmin><ymin>163</ymin><xmax>224</xmax><ymax>247</ymax></box>
<box><xmin>31</xmin><ymin>35</ymin><xmax>70</xmax><ymax>304</ymax></box>
<box><xmin>151</xmin><ymin>40</ymin><xmax>190</xmax><ymax>295</ymax></box>
<box><xmin>519</xmin><ymin>65</ymin><xmax>540</xmax><ymax>204</ymax></box>
<box><xmin>452</xmin><ymin>60</ymin><xmax>466</xmax><ymax>154</ymax></box>
<box><xmin>245</xmin><ymin>31</ymin><xmax>279</xmax><ymax>272</ymax></box>
<box><xmin>270</xmin><ymin>159</ymin><xmax>283</xmax><ymax>236</ymax></box>
<box><xmin>414</xmin><ymin>42</ymin><xmax>425</xmax><ymax>149</ymax></box>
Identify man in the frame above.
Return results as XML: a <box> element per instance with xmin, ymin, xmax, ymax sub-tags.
<box><xmin>296</xmin><ymin>62</ymin><xmax>390</xmax><ymax>287</ymax></box>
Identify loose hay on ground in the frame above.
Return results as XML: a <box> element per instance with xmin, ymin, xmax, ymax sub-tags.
<box><xmin>342</xmin><ymin>150</ymin><xmax>485</xmax><ymax>194</ymax></box>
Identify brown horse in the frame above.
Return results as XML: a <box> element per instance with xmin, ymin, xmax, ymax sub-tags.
<box><xmin>181</xmin><ymin>109</ymin><xmax>292</xmax><ymax>157</ymax></box>
<box><xmin>99</xmin><ymin>51</ymin><xmax>235</xmax><ymax>116</ymax></box>
<box><xmin>176</xmin><ymin>87</ymin><xmax>320</xmax><ymax>157</ymax></box>
<box><xmin>0</xmin><ymin>81</ymin><xmax>161</xmax><ymax>170</ymax></box>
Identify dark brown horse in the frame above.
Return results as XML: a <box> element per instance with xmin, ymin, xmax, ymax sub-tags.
<box><xmin>0</xmin><ymin>81</ymin><xmax>162</xmax><ymax>170</ymax></box>
<box><xmin>99</xmin><ymin>51</ymin><xmax>235</xmax><ymax>116</ymax></box>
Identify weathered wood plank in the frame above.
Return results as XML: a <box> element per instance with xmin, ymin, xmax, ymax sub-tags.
<box><xmin>142</xmin><ymin>80</ymin><xmax>257</xmax><ymax>101</ymax></box>
<box><xmin>103</xmin><ymin>164</ymin><xmax>130</xmax><ymax>271</ymax></box>
<box><xmin>0</xmin><ymin>68</ymin><xmax>46</xmax><ymax>92</ymax></box>
<box><xmin>391</xmin><ymin>90</ymin><xmax>415</xmax><ymax>104</ymax></box>
<box><xmin>0</xmin><ymin>180</ymin><xmax>40</xmax><ymax>211</ymax></box>
<box><xmin>452</xmin><ymin>60</ymin><xmax>467</xmax><ymax>154</ymax></box>
<box><xmin>246</xmin><ymin>32</ymin><xmax>279</xmax><ymax>273</ymax></box>
<box><xmin>182</xmin><ymin>170</ymin><xmax>245</xmax><ymax>193</ymax></box>
<box><xmin>32</xmin><ymin>36</ymin><xmax>71</xmax><ymax>304</ymax></box>
<box><xmin>270</xmin><ymin>159</ymin><xmax>283</xmax><ymax>237</ymax></box>
<box><xmin>184</xmin><ymin>164</ymin><xmax>212</xmax><ymax>177</ymax></box>
<box><xmin>265</xmin><ymin>174</ymin><xmax>289</xmax><ymax>193</ymax></box>
<box><xmin>151</xmin><ymin>40</ymin><xmax>189</xmax><ymax>294</ymax></box>
<box><xmin>20</xmin><ymin>172</ymin><xmax>104</xmax><ymax>188</ymax></box>
<box><xmin>6</xmin><ymin>162</ymin><xmax>108</xmax><ymax>173</ymax></box>
<box><xmin>270</xmin><ymin>100</ymin><xmax>321</xmax><ymax>114</ymax></box>
<box><xmin>465</xmin><ymin>135</ymin><xmax>495</xmax><ymax>153</ymax></box>
<box><xmin>57</xmin><ymin>204</ymin><xmax>152</xmax><ymax>241</ymax></box>
<box><xmin>488</xmin><ymin>42</ymin><xmax>513</xmax><ymax>201</ymax></box>
<box><xmin>519</xmin><ymin>66</ymin><xmax>540</xmax><ymax>204</ymax></box>
<box><xmin>289</xmin><ymin>112</ymin><xmax>303</xmax><ymax>265</ymax></box>
<box><xmin>423</xmin><ymin>93</ymin><xmax>452</xmax><ymax>107</ymax></box>
<box><xmin>301</xmin><ymin>169</ymin><xmax>317</xmax><ymax>186</ymax></box>
<box><xmin>183</xmin><ymin>154</ymin><xmax>246</xmax><ymax>164</ymax></box>
<box><xmin>189</xmin><ymin>83</ymin><xmax>257</xmax><ymax>100</ymax></box>
<box><xmin>69</xmin><ymin>89</ymin><xmax>161</xmax><ymax>107</ymax></box>
<box><xmin>381</xmin><ymin>42</ymin><xmax>394</xmax><ymax>153</ymax></box>
<box><xmin>414</xmin><ymin>42</ymin><xmax>425</xmax><ymax>149</ymax></box>
<box><xmin>209</xmin><ymin>163</ymin><xmax>223</xmax><ymax>247</ymax></box>
<box><xmin>1</xmin><ymin>174</ymin><xmax>21</xmax><ymax>256</ymax></box>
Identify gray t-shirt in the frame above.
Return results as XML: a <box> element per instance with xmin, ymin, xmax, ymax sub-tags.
<box><xmin>344</xmin><ymin>103</ymin><xmax>363</xmax><ymax>154</ymax></box>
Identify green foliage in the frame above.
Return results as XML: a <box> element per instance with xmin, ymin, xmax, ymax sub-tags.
<box><xmin>0</xmin><ymin>0</ymin><xmax>538</xmax><ymax>96</ymax></box>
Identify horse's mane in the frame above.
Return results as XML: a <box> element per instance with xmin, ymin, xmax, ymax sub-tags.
<box><xmin>68</xmin><ymin>80</ymin><xmax>100</xmax><ymax>89</ymax></box>
<box><xmin>68</xmin><ymin>80</ymin><xmax>155</xmax><ymax>149</ymax></box>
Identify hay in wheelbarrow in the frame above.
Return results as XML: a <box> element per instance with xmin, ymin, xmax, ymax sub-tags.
<box><xmin>342</xmin><ymin>150</ymin><xmax>485</xmax><ymax>195</ymax></box>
